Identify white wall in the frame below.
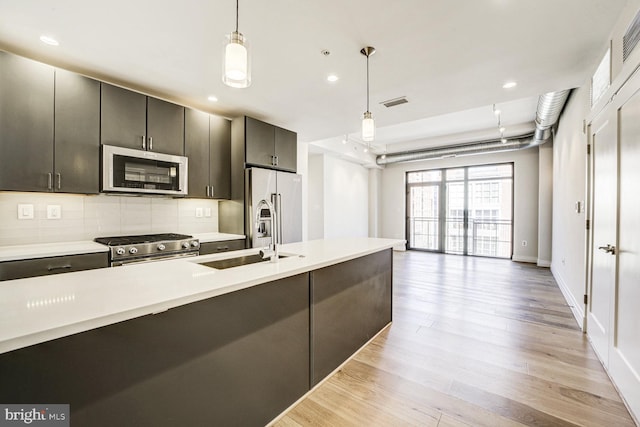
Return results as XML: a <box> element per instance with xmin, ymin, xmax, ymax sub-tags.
<box><xmin>551</xmin><ymin>87</ymin><xmax>589</xmax><ymax>325</ymax></box>
<box><xmin>380</xmin><ymin>147</ymin><xmax>542</xmax><ymax>262</ymax></box>
<box><xmin>0</xmin><ymin>192</ymin><xmax>219</xmax><ymax>246</ymax></box>
<box><xmin>538</xmin><ymin>140</ymin><xmax>554</xmax><ymax>266</ymax></box>
<box><xmin>306</xmin><ymin>153</ymin><xmax>369</xmax><ymax>240</ymax></box>
<box><xmin>323</xmin><ymin>156</ymin><xmax>369</xmax><ymax>239</ymax></box>
<box><xmin>307</xmin><ymin>154</ymin><xmax>324</xmax><ymax>240</ymax></box>
<box><xmin>368</xmin><ymin>168</ymin><xmax>383</xmax><ymax>238</ymax></box>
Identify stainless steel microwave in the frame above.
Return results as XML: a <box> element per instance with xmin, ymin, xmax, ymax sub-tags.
<box><xmin>102</xmin><ymin>145</ymin><xmax>188</xmax><ymax>196</ymax></box>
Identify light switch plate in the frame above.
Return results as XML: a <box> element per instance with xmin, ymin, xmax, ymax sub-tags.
<box><xmin>47</xmin><ymin>205</ymin><xmax>62</xmax><ymax>220</ymax></box>
<box><xmin>195</xmin><ymin>207</ymin><xmax>204</xmax><ymax>218</ymax></box>
<box><xmin>17</xmin><ymin>204</ymin><xmax>34</xmax><ymax>220</ymax></box>
<box><xmin>204</xmin><ymin>208</ymin><xmax>212</xmax><ymax>217</ymax></box>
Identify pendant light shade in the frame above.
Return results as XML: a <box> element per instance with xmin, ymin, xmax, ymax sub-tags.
<box><xmin>223</xmin><ymin>0</ymin><xmax>251</xmax><ymax>88</ymax></box>
<box><xmin>362</xmin><ymin>111</ymin><xmax>375</xmax><ymax>142</ymax></box>
<box><xmin>361</xmin><ymin>46</ymin><xmax>376</xmax><ymax>142</ymax></box>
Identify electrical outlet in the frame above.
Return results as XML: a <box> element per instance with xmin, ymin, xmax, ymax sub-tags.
<box><xmin>17</xmin><ymin>204</ymin><xmax>34</xmax><ymax>220</ymax></box>
<box><xmin>522</xmin><ymin>240</ymin><xmax>528</xmax><ymax>247</ymax></box>
<box><xmin>195</xmin><ymin>207</ymin><xmax>204</xmax><ymax>218</ymax></box>
<box><xmin>47</xmin><ymin>205</ymin><xmax>62</xmax><ymax>220</ymax></box>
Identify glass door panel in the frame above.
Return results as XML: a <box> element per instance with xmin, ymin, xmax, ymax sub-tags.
<box><xmin>407</xmin><ymin>184</ymin><xmax>440</xmax><ymax>250</ymax></box>
<box><xmin>445</xmin><ymin>182</ymin><xmax>465</xmax><ymax>254</ymax></box>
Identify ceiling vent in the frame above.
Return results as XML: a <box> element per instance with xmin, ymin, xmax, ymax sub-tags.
<box><xmin>623</xmin><ymin>10</ymin><xmax>640</xmax><ymax>62</ymax></box>
<box><xmin>381</xmin><ymin>97</ymin><xmax>408</xmax><ymax>108</ymax></box>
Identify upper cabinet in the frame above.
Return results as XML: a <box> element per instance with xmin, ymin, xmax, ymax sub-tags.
<box><xmin>101</xmin><ymin>83</ymin><xmax>185</xmax><ymax>156</ymax></box>
<box><xmin>0</xmin><ymin>52</ymin><xmax>100</xmax><ymax>193</ymax></box>
<box><xmin>0</xmin><ymin>52</ymin><xmax>54</xmax><ymax>192</ymax></box>
<box><xmin>184</xmin><ymin>109</ymin><xmax>231</xmax><ymax>199</ymax></box>
<box><xmin>54</xmin><ymin>69</ymin><xmax>100</xmax><ymax>194</ymax></box>
<box><xmin>243</xmin><ymin>116</ymin><xmax>297</xmax><ymax>172</ymax></box>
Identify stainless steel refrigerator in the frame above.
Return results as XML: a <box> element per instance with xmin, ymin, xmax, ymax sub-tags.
<box><xmin>246</xmin><ymin>167</ymin><xmax>302</xmax><ymax>248</ymax></box>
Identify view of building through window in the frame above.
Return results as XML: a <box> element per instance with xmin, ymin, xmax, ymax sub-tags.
<box><xmin>406</xmin><ymin>163</ymin><xmax>513</xmax><ymax>258</ymax></box>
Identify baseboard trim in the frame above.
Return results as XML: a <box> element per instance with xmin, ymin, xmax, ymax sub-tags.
<box><xmin>512</xmin><ymin>255</ymin><xmax>537</xmax><ymax>263</ymax></box>
<box><xmin>537</xmin><ymin>259</ymin><xmax>551</xmax><ymax>267</ymax></box>
<box><xmin>551</xmin><ymin>264</ymin><xmax>585</xmax><ymax>331</ymax></box>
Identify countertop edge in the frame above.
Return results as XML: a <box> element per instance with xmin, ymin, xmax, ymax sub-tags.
<box><xmin>0</xmin><ymin>239</ymin><xmax>402</xmax><ymax>355</ymax></box>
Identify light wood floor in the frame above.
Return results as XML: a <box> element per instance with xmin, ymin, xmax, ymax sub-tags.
<box><xmin>273</xmin><ymin>251</ymin><xmax>637</xmax><ymax>427</ymax></box>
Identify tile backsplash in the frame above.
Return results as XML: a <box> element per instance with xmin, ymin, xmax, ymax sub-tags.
<box><xmin>0</xmin><ymin>192</ymin><xmax>219</xmax><ymax>246</ymax></box>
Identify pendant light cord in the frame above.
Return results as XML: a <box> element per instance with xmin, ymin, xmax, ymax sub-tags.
<box><xmin>235</xmin><ymin>0</ymin><xmax>239</xmax><ymax>32</ymax></box>
<box><xmin>366</xmin><ymin>54</ymin><xmax>370</xmax><ymax>112</ymax></box>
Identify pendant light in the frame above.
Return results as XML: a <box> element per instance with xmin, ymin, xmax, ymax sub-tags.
<box><xmin>361</xmin><ymin>46</ymin><xmax>376</xmax><ymax>142</ymax></box>
<box><xmin>223</xmin><ymin>0</ymin><xmax>251</xmax><ymax>88</ymax></box>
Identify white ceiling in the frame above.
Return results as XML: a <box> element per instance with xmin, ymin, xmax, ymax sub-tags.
<box><xmin>0</xmin><ymin>0</ymin><xmax>627</xmax><ymax>157</ymax></box>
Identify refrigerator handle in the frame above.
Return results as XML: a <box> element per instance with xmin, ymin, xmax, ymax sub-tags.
<box><xmin>271</xmin><ymin>193</ymin><xmax>283</xmax><ymax>244</ymax></box>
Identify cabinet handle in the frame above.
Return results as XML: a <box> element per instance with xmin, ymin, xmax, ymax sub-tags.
<box><xmin>141</xmin><ymin>135</ymin><xmax>146</xmax><ymax>150</ymax></box>
<box><xmin>274</xmin><ymin>155</ymin><xmax>279</xmax><ymax>166</ymax></box>
<box><xmin>47</xmin><ymin>264</ymin><xmax>72</xmax><ymax>272</ymax></box>
<box><xmin>210</xmin><ymin>185</ymin><xmax>214</xmax><ymax>198</ymax></box>
<box><xmin>47</xmin><ymin>173</ymin><xmax>53</xmax><ymax>190</ymax></box>
<box><xmin>56</xmin><ymin>173</ymin><xmax>61</xmax><ymax>190</ymax></box>
<box><xmin>148</xmin><ymin>136</ymin><xmax>153</xmax><ymax>151</ymax></box>
<box><xmin>217</xmin><ymin>246</ymin><xmax>229</xmax><ymax>251</ymax></box>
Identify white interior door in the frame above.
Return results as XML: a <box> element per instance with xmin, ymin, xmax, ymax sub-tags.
<box><xmin>588</xmin><ymin>111</ymin><xmax>617</xmax><ymax>366</ymax></box>
<box><xmin>610</xmin><ymin>83</ymin><xmax>640</xmax><ymax>418</ymax></box>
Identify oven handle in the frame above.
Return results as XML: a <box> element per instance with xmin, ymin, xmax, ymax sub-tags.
<box><xmin>111</xmin><ymin>251</ymin><xmax>199</xmax><ymax>267</ymax></box>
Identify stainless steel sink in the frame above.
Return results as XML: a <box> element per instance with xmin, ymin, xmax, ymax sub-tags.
<box><xmin>198</xmin><ymin>253</ymin><xmax>291</xmax><ymax>270</ymax></box>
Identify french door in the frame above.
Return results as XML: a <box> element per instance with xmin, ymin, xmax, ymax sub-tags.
<box><xmin>406</xmin><ymin>164</ymin><xmax>513</xmax><ymax>258</ymax></box>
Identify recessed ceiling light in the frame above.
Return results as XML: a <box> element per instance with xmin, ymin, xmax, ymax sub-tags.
<box><xmin>327</xmin><ymin>74</ymin><xmax>338</xmax><ymax>82</ymax></box>
<box><xmin>207</xmin><ymin>95</ymin><xmax>218</xmax><ymax>102</ymax></box>
<box><xmin>39</xmin><ymin>35</ymin><xmax>59</xmax><ymax>46</ymax></box>
<box><xmin>502</xmin><ymin>81</ymin><xmax>517</xmax><ymax>89</ymax></box>
<box><xmin>499</xmin><ymin>126</ymin><xmax>506</xmax><ymax>133</ymax></box>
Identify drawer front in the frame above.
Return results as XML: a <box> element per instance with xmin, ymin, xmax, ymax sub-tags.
<box><xmin>199</xmin><ymin>239</ymin><xmax>246</xmax><ymax>255</ymax></box>
<box><xmin>0</xmin><ymin>252</ymin><xmax>109</xmax><ymax>281</ymax></box>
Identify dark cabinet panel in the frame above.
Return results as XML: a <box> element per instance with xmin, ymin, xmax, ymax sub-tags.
<box><xmin>274</xmin><ymin>126</ymin><xmax>297</xmax><ymax>172</ymax></box>
<box><xmin>185</xmin><ymin>109</ymin><xmax>231</xmax><ymax>199</ymax></box>
<box><xmin>243</xmin><ymin>116</ymin><xmax>297</xmax><ymax>172</ymax></box>
<box><xmin>199</xmin><ymin>239</ymin><xmax>245</xmax><ymax>255</ymax></box>
<box><xmin>0</xmin><ymin>52</ymin><xmax>54</xmax><ymax>191</ymax></box>
<box><xmin>310</xmin><ymin>249</ymin><xmax>393</xmax><ymax>385</ymax></box>
<box><xmin>100</xmin><ymin>83</ymin><xmax>147</xmax><ymax>150</ymax></box>
<box><xmin>54</xmin><ymin>69</ymin><xmax>100</xmax><ymax>194</ymax></box>
<box><xmin>0</xmin><ymin>252</ymin><xmax>108</xmax><ymax>281</ymax></box>
<box><xmin>0</xmin><ymin>273</ymin><xmax>310</xmax><ymax>426</ymax></box>
<box><xmin>245</xmin><ymin>116</ymin><xmax>276</xmax><ymax>167</ymax></box>
<box><xmin>209</xmin><ymin>115</ymin><xmax>231</xmax><ymax>199</ymax></box>
<box><xmin>146</xmin><ymin>97</ymin><xmax>184</xmax><ymax>156</ymax></box>
<box><xmin>184</xmin><ymin>108</ymin><xmax>210</xmax><ymax>198</ymax></box>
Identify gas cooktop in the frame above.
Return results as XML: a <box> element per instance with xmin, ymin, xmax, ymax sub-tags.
<box><xmin>95</xmin><ymin>233</ymin><xmax>193</xmax><ymax>246</ymax></box>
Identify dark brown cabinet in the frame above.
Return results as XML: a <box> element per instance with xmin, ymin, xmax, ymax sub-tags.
<box><xmin>0</xmin><ymin>52</ymin><xmax>100</xmax><ymax>193</ymax></box>
<box><xmin>101</xmin><ymin>83</ymin><xmax>184</xmax><ymax>156</ymax></box>
<box><xmin>0</xmin><ymin>52</ymin><xmax>54</xmax><ymax>191</ymax></box>
<box><xmin>185</xmin><ymin>108</ymin><xmax>231</xmax><ymax>199</ymax></box>
<box><xmin>243</xmin><ymin>116</ymin><xmax>297</xmax><ymax>172</ymax></box>
<box><xmin>54</xmin><ymin>69</ymin><xmax>100</xmax><ymax>194</ymax></box>
<box><xmin>0</xmin><ymin>252</ymin><xmax>108</xmax><ymax>281</ymax></box>
<box><xmin>0</xmin><ymin>272</ymin><xmax>310</xmax><ymax>426</ymax></box>
<box><xmin>199</xmin><ymin>239</ymin><xmax>245</xmax><ymax>255</ymax></box>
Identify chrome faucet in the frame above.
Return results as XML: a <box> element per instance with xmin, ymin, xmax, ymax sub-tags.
<box><xmin>255</xmin><ymin>199</ymin><xmax>279</xmax><ymax>262</ymax></box>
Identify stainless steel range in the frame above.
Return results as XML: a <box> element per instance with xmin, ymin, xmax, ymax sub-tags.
<box><xmin>95</xmin><ymin>233</ymin><xmax>200</xmax><ymax>266</ymax></box>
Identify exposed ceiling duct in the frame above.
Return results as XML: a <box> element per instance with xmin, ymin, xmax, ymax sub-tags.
<box><xmin>376</xmin><ymin>90</ymin><xmax>571</xmax><ymax>165</ymax></box>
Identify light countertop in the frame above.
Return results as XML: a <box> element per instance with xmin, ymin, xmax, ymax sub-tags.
<box><xmin>0</xmin><ymin>233</ymin><xmax>245</xmax><ymax>262</ymax></box>
<box><xmin>0</xmin><ymin>238</ymin><xmax>402</xmax><ymax>355</ymax></box>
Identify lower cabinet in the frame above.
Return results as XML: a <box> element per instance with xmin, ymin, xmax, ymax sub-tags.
<box><xmin>0</xmin><ymin>249</ymin><xmax>393</xmax><ymax>425</ymax></box>
<box><xmin>310</xmin><ymin>249</ymin><xmax>393</xmax><ymax>385</ymax></box>
<box><xmin>0</xmin><ymin>273</ymin><xmax>310</xmax><ymax>427</ymax></box>
<box><xmin>0</xmin><ymin>253</ymin><xmax>108</xmax><ymax>281</ymax></box>
<box><xmin>199</xmin><ymin>239</ymin><xmax>245</xmax><ymax>255</ymax></box>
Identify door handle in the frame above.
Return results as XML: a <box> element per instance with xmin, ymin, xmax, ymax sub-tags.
<box><xmin>598</xmin><ymin>244</ymin><xmax>616</xmax><ymax>255</ymax></box>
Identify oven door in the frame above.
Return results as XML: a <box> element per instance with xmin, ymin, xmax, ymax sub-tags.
<box><xmin>102</xmin><ymin>145</ymin><xmax>188</xmax><ymax>196</ymax></box>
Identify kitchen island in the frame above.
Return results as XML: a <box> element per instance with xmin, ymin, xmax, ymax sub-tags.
<box><xmin>0</xmin><ymin>238</ymin><xmax>400</xmax><ymax>426</ymax></box>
